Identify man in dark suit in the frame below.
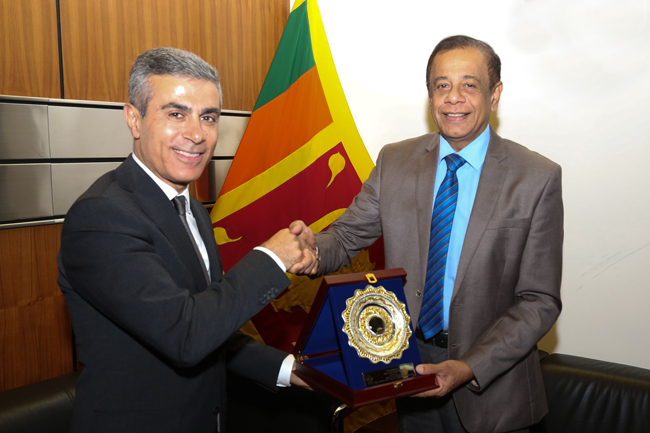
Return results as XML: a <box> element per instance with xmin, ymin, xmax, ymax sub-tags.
<box><xmin>292</xmin><ymin>36</ymin><xmax>563</xmax><ymax>433</ymax></box>
<box><xmin>58</xmin><ymin>47</ymin><xmax>315</xmax><ymax>433</ymax></box>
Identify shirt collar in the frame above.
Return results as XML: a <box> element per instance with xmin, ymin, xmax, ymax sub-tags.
<box><xmin>438</xmin><ymin>125</ymin><xmax>491</xmax><ymax>171</ymax></box>
<box><xmin>131</xmin><ymin>153</ymin><xmax>191</xmax><ymax>207</ymax></box>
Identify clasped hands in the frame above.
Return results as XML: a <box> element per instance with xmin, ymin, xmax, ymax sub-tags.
<box><xmin>260</xmin><ymin>220</ymin><xmax>319</xmax><ymax>275</ymax></box>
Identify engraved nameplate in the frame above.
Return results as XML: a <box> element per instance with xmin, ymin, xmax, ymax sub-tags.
<box><xmin>362</xmin><ymin>362</ymin><xmax>416</xmax><ymax>387</ymax></box>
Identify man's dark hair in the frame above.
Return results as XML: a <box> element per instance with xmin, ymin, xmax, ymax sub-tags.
<box><xmin>426</xmin><ymin>35</ymin><xmax>501</xmax><ymax>95</ymax></box>
<box><xmin>128</xmin><ymin>47</ymin><xmax>222</xmax><ymax>117</ymax></box>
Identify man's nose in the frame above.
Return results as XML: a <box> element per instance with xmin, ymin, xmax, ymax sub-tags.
<box><xmin>446</xmin><ymin>85</ymin><xmax>464</xmax><ymax>103</ymax></box>
<box><xmin>183</xmin><ymin>117</ymin><xmax>205</xmax><ymax>144</ymax></box>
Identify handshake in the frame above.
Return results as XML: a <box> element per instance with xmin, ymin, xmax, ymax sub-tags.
<box><xmin>260</xmin><ymin>220</ymin><xmax>319</xmax><ymax>275</ymax></box>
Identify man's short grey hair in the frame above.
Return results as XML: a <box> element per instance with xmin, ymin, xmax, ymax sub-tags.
<box><xmin>128</xmin><ymin>47</ymin><xmax>222</xmax><ymax>117</ymax></box>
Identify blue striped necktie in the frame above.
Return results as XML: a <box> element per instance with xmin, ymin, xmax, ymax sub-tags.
<box><xmin>419</xmin><ymin>153</ymin><xmax>466</xmax><ymax>340</ymax></box>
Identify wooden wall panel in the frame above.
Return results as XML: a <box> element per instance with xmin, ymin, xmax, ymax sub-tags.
<box><xmin>0</xmin><ymin>0</ymin><xmax>287</xmax><ymax>393</ymax></box>
<box><xmin>0</xmin><ymin>224</ymin><xmax>72</xmax><ymax>392</ymax></box>
<box><xmin>60</xmin><ymin>0</ymin><xmax>289</xmax><ymax>110</ymax></box>
<box><xmin>0</xmin><ymin>0</ymin><xmax>61</xmax><ymax>98</ymax></box>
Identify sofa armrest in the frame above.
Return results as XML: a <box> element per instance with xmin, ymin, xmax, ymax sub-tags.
<box><xmin>0</xmin><ymin>372</ymin><xmax>80</xmax><ymax>433</ymax></box>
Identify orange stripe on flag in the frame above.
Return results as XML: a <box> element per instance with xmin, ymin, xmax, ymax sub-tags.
<box><xmin>220</xmin><ymin>66</ymin><xmax>333</xmax><ymax>195</ymax></box>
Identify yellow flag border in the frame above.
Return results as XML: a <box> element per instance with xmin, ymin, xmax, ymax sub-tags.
<box><xmin>305</xmin><ymin>0</ymin><xmax>374</xmax><ymax>181</ymax></box>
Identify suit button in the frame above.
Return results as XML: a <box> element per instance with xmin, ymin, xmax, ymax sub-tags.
<box><xmin>415</xmin><ymin>290</ymin><xmax>422</xmax><ymax>297</ymax></box>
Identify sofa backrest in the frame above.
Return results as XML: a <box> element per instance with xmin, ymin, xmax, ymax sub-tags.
<box><xmin>533</xmin><ymin>353</ymin><xmax>650</xmax><ymax>433</ymax></box>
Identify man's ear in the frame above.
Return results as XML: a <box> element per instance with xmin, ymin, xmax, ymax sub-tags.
<box><xmin>490</xmin><ymin>81</ymin><xmax>503</xmax><ymax>112</ymax></box>
<box><xmin>123</xmin><ymin>103</ymin><xmax>142</xmax><ymax>139</ymax></box>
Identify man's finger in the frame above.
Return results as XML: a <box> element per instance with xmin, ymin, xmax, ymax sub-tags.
<box><xmin>413</xmin><ymin>389</ymin><xmax>442</xmax><ymax>398</ymax></box>
<box><xmin>301</xmin><ymin>248</ymin><xmax>319</xmax><ymax>275</ymax></box>
<box><xmin>416</xmin><ymin>363</ymin><xmax>439</xmax><ymax>376</ymax></box>
<box><xmin>289</xmin><ymin>220</ymin><xmax>305</xmax><ymax>235</ymax></box>
<box><xmin>288</xmin><ymin>247</ymin><xmax>316</xmax><ymax>274</ymax></box>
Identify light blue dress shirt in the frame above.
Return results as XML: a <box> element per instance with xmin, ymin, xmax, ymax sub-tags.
<box><xmin>432</xmin><ymin>126</ymin><xmax>490</xmax><ymax>330</ymax></box>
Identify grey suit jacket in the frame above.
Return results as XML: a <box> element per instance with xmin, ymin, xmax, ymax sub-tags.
<box><xmin>58</xmin><ymin>155</ymin><xmax>291</xmax><ymax>433</ymax></box>
<box><xmin>316</xmin><ymin>129</ymin><xmax>563</xmax><ymax>433</ymax></box>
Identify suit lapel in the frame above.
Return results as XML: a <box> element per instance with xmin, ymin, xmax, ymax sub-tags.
<box><xmin>453</xmin><ymin>129</ymin><xmax>508</xmax><ymax>299</ymax></box>
<box><xmin>116</xmin><ymin>156</ymin><xmax>209</xmax><ymax>290</ymax></box>
<box><xmin>416</xmin><ymin>134</ymin><xmax>441</xmax><ymax>285</ymax></box>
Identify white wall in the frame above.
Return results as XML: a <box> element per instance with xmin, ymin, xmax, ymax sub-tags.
<box><xmin>292</xmin><ymin>0</ymin><xmax>650</xmax><ymax>369</ymax></box>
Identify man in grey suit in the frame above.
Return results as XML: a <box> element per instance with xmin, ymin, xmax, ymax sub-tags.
<box><xmin>293</xmin><ymin>36</ymin><xmax>563</xmax><ymax>433</ymax></box>
<box><xmin>58</xmin><ymin>48</ymin><xmax>314</xmax><ymax>432</ymax></box>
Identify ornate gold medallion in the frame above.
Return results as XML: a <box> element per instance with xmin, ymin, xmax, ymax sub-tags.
<box><xmin>342</xmin><ymin>285</ymin><xmax>412</xmax><ymax>364</ymax></box>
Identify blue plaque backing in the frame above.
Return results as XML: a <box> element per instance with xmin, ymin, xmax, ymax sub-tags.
<box><xmin>293</xmin><ymin>269</ymin><xmax>438</xmax><ymax>406</ymax></box>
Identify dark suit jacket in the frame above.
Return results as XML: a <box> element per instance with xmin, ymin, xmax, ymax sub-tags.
<box><xmin>58</xmin><ymin>155</ymin><xmax>291</xmax><ymax>433</ymax></box>
<box><xmin>315</xmin><ymin>129</ymin><xmax>563</xmax><ymax>433</ymax></box>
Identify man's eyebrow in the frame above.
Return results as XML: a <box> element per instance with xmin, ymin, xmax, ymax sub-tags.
<box><xmin>160</xmin><ymin>103</ymin><xmax>220</xmax><ymax>116</ymax></box>
<box><xmin>161</xmin><ymin>102</ymin><xmax>191</xmax><ymax>112</ymax></box>
<box><xmin>462</xmin><ymin>74</ymin><xmax>481</xmax><ymax>82</ymax></box>
<box><xmin>433</xmin><ymin>75</ymin><xmax>482</xmax><ymax>83</ymax></box>
<box><xmin>200</xmin><ymin>107</ymin><xmax>221</xmax><ymax>116</ymax></box>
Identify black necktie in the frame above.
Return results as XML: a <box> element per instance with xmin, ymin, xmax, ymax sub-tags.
<box><xmin>171</xmin><ymin>196</ymin><xmax>210</xmax><ymax>284</ymax></box>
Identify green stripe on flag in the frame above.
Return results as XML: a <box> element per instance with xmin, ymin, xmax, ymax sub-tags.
<box><xmin>253</xmin><ymin>1</ymin><xmax>315</xmax><ymax>111</ymax></box>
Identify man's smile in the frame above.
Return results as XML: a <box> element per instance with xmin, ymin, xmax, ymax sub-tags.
<box><xmin>173</xmin><ymin>148</ymin><xmax>203</xmax><ymax>158</ymax></box>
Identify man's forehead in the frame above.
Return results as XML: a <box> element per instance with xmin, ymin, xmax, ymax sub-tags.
<box><xmin>432</xmin><ymin>48</ymin><xmax>488</xmax><ymax>70</ymax></box>
<box><xmin>149</xmin><ymin>73</ymin><xmax>213</xmax><ymax>86</ymax></box>
<box><xmin>148</xmin><ymin>75</ymin><xmax>220</xmax><ymax>108</ymax></box>
<box><xmin>430</xmin><ymin>48</ymin><xmax>489</xmax><ymax>81</ymax></box>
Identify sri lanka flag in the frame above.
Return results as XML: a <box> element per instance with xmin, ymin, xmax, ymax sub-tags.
<box><xmin>210</xmin><ymin>0</ymin><xmax>383</xmax><ymax>354</ymax></box>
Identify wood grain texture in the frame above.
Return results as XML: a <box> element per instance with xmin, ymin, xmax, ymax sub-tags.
<box><xmin>60</xmin><ymin>0</ymin><xmax>289</xmax><ymax>110</ymax></box>
<box><xmin>0</xmin><ymin>224</ymin><xmax>73</xmax><ymax>392</ymax></box>
<box><xmin>0</xmin><ymin>0</ymin><xmax>61</xmax><ymax>98</ymax></box>
<box><xmin>0</xmin><ymin>0</ymin><xmax>287</xmax><ymax>393</ymax></box>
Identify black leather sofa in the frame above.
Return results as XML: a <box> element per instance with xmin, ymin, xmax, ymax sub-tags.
<box><xmin>1</xmin><ymin>353</ymin><xmax>649</xmax><ymax>433</ymax></box>
<box><xmin>532</xmin><ymin>353</ymin><xmax>650</xmax><ymax>433</ymax></box>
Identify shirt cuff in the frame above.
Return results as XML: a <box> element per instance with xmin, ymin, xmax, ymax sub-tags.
<box><xmin>254</xmin><ymin>246</ymin><xmax>287</xmax><ymax>273</ymax></box>
<box><xmin>276</xmin><ymin>354</ymin><xmax>295</xmax><ymax>387</ymax></box>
